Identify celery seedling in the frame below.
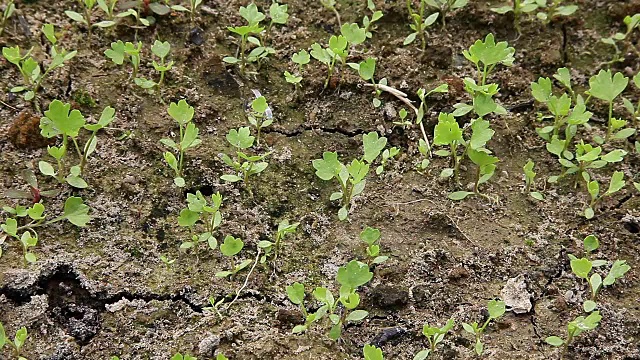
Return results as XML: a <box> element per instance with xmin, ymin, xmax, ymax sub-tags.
<box><xmin>601</xmin><ymin>14</ymin><xmax>640</xmax><ymax>65</ymax></box>
<box><xmin>462</xmin><ymin>33</ymin><xmax>515</xmax><ymax>86</ymax></box>
<box><xmin>313</xmin><ymin>132</ymin><xmax>387</xmax><ymax>220</ymax></box>
<box><xmin>425</xmin><ymin>0</ymin><xmax>468</xmax><ymax>27</ymax></box>
<box><xmin>348</xmin><ymin>57</ymin><xmax>383</xmax><ymax>107</ymax></box>
<box><xmin>152</xmin><ymin>40</ymin><xmax>173</xmax><ymax>86</ymax></box>
<box><xmin>567</xmin><ymin>234</ymin><xmax>631</xmax><ymax>311</ymax></box>
<box><xmin>583</xmin><ymin>171</ymin><xmax>626</xmax><ymax>219</ymax></box>
<box><xmin>545</xmin><ymin>311</ymin><xmax>601</xmax><ymax>359</ymax></box>
<box><xmin>160</xmin><ymin>100</ymin><xmax>201</xmax><ymax>188</ymax></box>
<box><xmin>0</xmin><ymin>322</ymin><xmax>28</xmax><ymax>359</ymax></box>
<box><xmin>285</xmin><ymin>49</ymin><xmax>310</xmax><ymax>93</ymax></box>
<box><xmin>247</xmin><ymin>96</ymin><xmax>272</xmax><ymax>146</ymax></box>
<box><xmin>492</xmin><ymin>0</ymin><xmax>577</xmax><ymax>35</ymax></box>
<box><xmin>171</xmin><ymin>0</ymin><xmax>203</xmax><ymax>23</ymax></box>
<box><xmin>290</xmin><ymin>260</ymin><xmax>372</xmax><ymax>340</ymax></box>
<box><xmin>310</xmin><ymin>35</ymin><xmax>347</xmax><ymax>89</ymax></box>
<box><xmin>105</xmin><ymin>40</ymin><xmax>142</xmax><ymax>79</ymax></box>
<box><xmin>39</xmin><ymin>101</ymin><xmax>116</xmax><ymax>188</ymax></box>
<box><xmin>319</xmin><ymin>0</ymin><xmax>341</xmax><ymax>28</ymax></box>
<box><xmin>178</xmin><ymin>191</ymin><xmax>223</xmax><ymax>254</ymax></box>
<box><xmin>404</xmin><ymin>0</ymin><xmax>439</xmax><ymax>50</ymax></box>
<box><xmin>462</xmin><ymin>299</ymin><xmax>505</xmax><ymax>356</ymax></box>
<box><xmin>586</xmin><ymin>70</ymin><xmax>635</xmax><ymax>143</ymax></box>
<box><xmin>65</xmin><ymin>0</ymin><xmax>116</xmax><ymax>35</ymax></box>
<box><xmin>97</xmin><ymin>0</ymin><xmax>119</xmax><ymax>23</ymax></box>
<box><xmin>0</xmin><ymin>0</ymin><xmax>15</xmax><ymax>37</ymax></box>
<box><xmin>224</xmin><ymin>4</ymin><xmax>274</xmax><ymax>75</ymax></box>
<box><xmin>364</xmin><ymin>344</ymin><xmax>384</xmax><ymax>360</ymax></box>
<box><xmin>3</xmin><ymin>24</ymin><xmax>77</xmax><ymax>107</ymax></box>
<box><xmin>170</xmin><ymin>353</ymin><xmax>197</xmax><ymax>360</ymax></box>
<box><xmin>220</xmin><ymin>127</ymin><xmax>271</xmax><ymax>191</ymax></box>
<box><xmin>263</xmin><ymin>1</ymin><xmax>288</xmax><ymax>44</ymax></box>
<box><xmin>359</xmin><ymin>226</ymin><xmax>388</xmax><ymax>265</ymax></box>
<box><xmin>523</xmin><ymin>160</ymin><xmax>544</xmax><ymax>200</ymax></box>
<box><xmin>215</xmin><ymin>235</ymin><xmax>252</xmax><ymax>278</ymax></box>
<box><xmin>258</xmin><ymin>219</ymin><xmax>299</xmax><ymax>264</ymax></box>
<box><xmin>414</xmin><ymin>318</ymin><xmax>455</xmax><ymax>360</ymax></box>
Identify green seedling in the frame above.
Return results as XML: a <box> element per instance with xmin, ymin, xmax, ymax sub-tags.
<box><xmin>586</xmin><ymin>70</ymin><xmax>635</xmax><ymax>143</ymax></box>
<box><xmin>546</xmin><ymin>139</ymin><xmax>626</xmax><ymax>191</ymax></box>
<box><xmin>0</xmin><ymin>322</ymin><xmax>28</xmax><ymax>360</ymax></box>
<box><xmin>160</xmin><ymin>100</ymin><xmax>201</xmax><ymax>188</ymax></box>
<box><xmin>363</xmin><ymin>2</ymin><xmax>383</xmax><ymax>39</ymax></box>
<box><xmin>258</xmin><ymin>219</ymin><xmax>299</xmax><ymax>264</ymax></box>
<box><xmin>622</xmin><ymin>72</ymin><xmax>640</xmax><ymax>127</ymax></box>
<box><xmin>601</xmin><ymin>14</ymin><xmax>640</xmax><ymax>65</ymax></box>
<box><xmin>105</xmin><ymin>40</ymin><xmax>142</xmax><ymax>79</ymax></box>
<box><xmin>284</xmin><ymin>49</ymin><xmax>310</xmax><ymax>93</ymax></box>
<box><xmin>462</xmin><ymin>299</ymin><xmax>506</xmax><ymax>356</ymax></box>
<box><xmin>567</xmin><ymin>234</ymin><xmax>631</xmax><ymax>312</ymax></box>
<box><xmin>348</xmin><ymin>57</ymin><xmax>386</xmax><ymax>107</ymax></box>
<box><xmin>262</xmin><ymin>1</ymin><xmax>288</xmax><ymax>44</ymax></box>
<box><xmin>65</xmin><ymin>0</ymin><xmax>117</xmax><ymax>35</ymax></box>
<box><xmin>171</xmin><ymin>0</ymin><xmax>203</xmax><ymax>23</ymax></box>
<box><xmin>178</xmin><ymin>191</ymin><xmax>223</xmax><ymax>255</ymax></box>
<box><xmin>0</xmin><ymin>0</ymin><xmax>15</xmax><ymax>37</ymax></box>
<box><xmin>136</xmin><ymin>40</ymin><xmax>173</xmax><ymax>89</ymax></box>
<box><xmin>377</xmin><ymin>147</ymin><xmax>400</xmax><ymax>174</ymax></box>
<box><xmin>3</xmin><ymin>169</ymin><xmax>60</xmax><ymax>203</ymax></box>
<box><xmin>425</xmin><ymin>0</ymin><xmax>468</xmax><ymax>27</ymax></box>
<box><xmin>97</xmin><ymin>0</ymin><xmax>119</xmax><ymax>22</ymax></box>
<box><xmin>583</xmin><ymin>171</ymin><xmax>626</xmax><ymax>219</ymax></box>
<box><xmin>319</xmin><ymin>0</ymin><xmax>341</xmax><ymax>28</ymax></box>
<box><xmin>545</xmin><ymin>311</ymin><xmax>601</xmax><ymax>359</ymax></box>
<box><xmin>160</xmin><ymin>254</ymin><xmax>176</xmax><ymax>269</ymax></box>
<box><xmin>404</xmin><ymin>0</ymin><xmax>439</xmax><ymax>50</ymax></box>
<box><xmin>1</xmin><ymin>197</ymin><xmax>91</xmax><ymax>262</ymax></box>
<box><xmin>39</xmin><ymin>100</ymin><xmax>116</xmax><ymax>188</ymax></box>
<box><xmin>523</xmin><ymin>160</ymin><xmax>544</xmax><ymax>200</ymax></box>
<box><xmin>394</xmin><ymin>108</ymin><xmax>412</xmax><ymax>128</ymax></box>
<box><xmin>220</xmin><ymin>127</ymin><xmax>271</xmax><ymax>191</ymax></box>
<box><xmin>116</xmin><ymin>4</ymin><xmax>154</xmax><ymax>28</ymax></box>
<box><xmin>414</xmin><ymin>318</ymin><xmax>455</xmax><ymax>360</ymax></box>
<box><xmin>432</xmin><ymin>113</ymin><xmax>498</xmax><ymax>200</ymax></box>
<box><xmin>413</xmin><ymin>84</ymin><xmax>449</xmax><ymax>161</ymax></box>
<box><xmin>463</xmin><ymin>33</ymin><xmax>515</xmax><ymax>87</ymax></box>
<box><xmin>310</xmin><ymin>35</ymin><xmax>347</xmax><ymax>89</ymax></box>
<box><xmin>289</xmin><ymin>260</ymin><xmax>373</xmax><ymax>340</ymax></box>
<box><xmin>247</xmin><ymin>96</ymin><xmax>272</xmax><ymax>146</ymax></box>
<box><xmin>312</xmin><ymin>132</ymin><xmax>387</xmax><ymax>220</ymax></box>
<box><xmin>364</xmin><ymin>344</ymin><xmax>384</xmax><ymax>360</ymax></box>
<box><xmin>223</xmin><ymin>4</ymin><xmax>274</xmax><ymax>76</ymax></box>
<box><xmin>359</xmin><ymin>226</ymin><xmax>388</xmax><ymax>265</ymax></box>
<box><xmin>492</xmin><ymin>0</ymin><xmax>577</xmax><ymax>35</ymax></box>
<box><xmin>171</xmin><ymin>353</ymin><xmax>197</xmax><ymax>360</ymax></box>
<box><xmin>3</xmin><ymin>24</ymin><xmax>77</xmax><ymax>107</ymax></box>
<box><xmin>215</xmin><ymin>235</ymin><xmax>253</xmax><ymax>278</ymax></box>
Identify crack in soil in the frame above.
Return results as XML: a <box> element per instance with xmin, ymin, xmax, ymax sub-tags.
<box><xmin>263</xmin><ymin>125</ymin><xmax>369</xmax><ymax>138</ymax></box>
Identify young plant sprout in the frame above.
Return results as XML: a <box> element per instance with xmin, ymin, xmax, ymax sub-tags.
<box><xmin>348</xmin><ymin>57</ymin><xmax>384</xmax><ymax>107</ymax></box>
<box><xmin>65</xmin><ymin>0</ymin><xmax>117</xmax><ymax>36</ymax></box>
<box><xmin>247</xmin><ymin>94</ymin><xmax>272</xmax><ymax>146</ymax></box>
<box><xmin>223</xmin><ymin>3</ymin><xmax>275</xmax><ymax>75</ymax></box>
<box><xmin>359</xmin><ymin>226</ymin><xmax>388</xmax><ymax>265</ymax></box>
<box><xmin>289</xmin><ymin>260</ymin><xmax>372</xmax><ymax>340</ymax></box>
<box><xmin>310</xmin><ymin>35</ymin><xmax>347</xmax><ymax>89</ymax></box>
<box><xmin>312</xmin><ymin>132</ymin><xmax>388</xmax><ymax>220</ymax></box>
<box><xmin>39</xmin><ymin>101</ymin><xmax>116</xmax><ymax>188</ymax></box>
<box><xmin>116</xmin><ymin>3</ymin><xmax>155</xmax><ymax>29</ymax></box>
<box><xmin>258</xmin><ymin>219</ymin><xmax>299</xmax><ymax>264</ymax></box>
<box><xmin>0</xmin><ymin>0</ymin><xmax>15</xmax><ymax>37</ymax></box>
<box><xmin>171</xmin><ymin>0</ymin><xmax>203</xmax><ymax>23</ymax></box>
<box><xmin>523</xmin><ymin>160</ymin><xmax>544</xmax><ymax>200</ymax></box>
<box><xmin>425</xmin><ymin>0</ymin><xmax>468</xmax><ymax>28</ymax></box>
<box><xmin>105</xmin><ymin>40</ymin><xmax>142</xmax><ymax>79</ymax></box>
<box><xmin>601</xmin><ymin>14</ymin><xmax>640</xmax><ymax>65</ymax></box>
<box><xmin>567</xmin><ymin>234</ymin><xmax>631</xmax><ymax>312</ymax></box>
<box><xmin>97</xmin><ymin>0</ymin><xmax>119</xmax><ymax>23</ymax></box>
<box><xmin>135</xmin><ymin>40</ymin><xmax>174</xmax><ymax>90</ymax></box>
<box><xmin>364</xmin><ymin>344</ymin><xmax>384</xmax><ymax>360</ymax></box>
<box><xmin>170</xmin><ymin>353</ymin><xmax>197</xmax><ymax>360</ymax></box>
<box><xmin>215</xmin><ymin>235</ymin><xmax>253</xmax><ymax>278</ymax></box>
<box><xmin>414</xmin><ymin>318</ymin><xmax>455</xmax><ymax>359</ymax></box>
<box><xmin>363</xmin><ymin>2</ymin><xmax>383</xmax><ymax>39</ymax></box>
<box><xmin>463</xmin><ymin>33</ymin><xmax>515</xmax><ymax>87</ymax></box>
<box><xmin>220</xmin><ymin>127</ymin><xmax>271</xmax><ymax>191</ymax></box>
<box><xmin>319</xmin><ymin>0</ymin><xmax>341</xmax><ymax>28</ymax></box>
<box><xmin>178</xmin><ymin>191</ymin><xmax>223</xmax><ymax>255</ymax></box>
<box><xmin>404</xmin><ymin>0</ymin><xmax>440</xmax><ymax>50</ymax></box>
<box><xmin>0</xmin><ymin>322</ymin><xmax>28</xmax><ymax>359</ymax></box>
<box><xmin>160</xmin><ymin>254</ymin><xmax>176</xmax><ymax>269</ymax></box>
<box><xmin>1</xmin><ymin>197</ymin><xmax>91</xmax><ymax>263</ymax></box>
<box><xmin>160</xmin><ymin>100</ymin><xmax>201</xmax><ymax>188</ymax></box>
<box><xmin>583</xmin><ymin>171</ymin><xmax>626</xmax><ymax>219</ymax></box>
<box><xmin>545</xmin><ymin>311</ymin><xmax>602</xmax><ymax>359</ymax></box>
<box><xmin>377</xmin><ymin>147</ymin><xmax>400</xmax><ymax>174</ymax></box>
<box><xmin>3</xmin><ymin>169</ymin><xmax>60</xmax><ymax>204</ymax></box>
<box><xmin>492</xmin><ymin>0</ymin><xmax>577</xmax><ymax>35</ymax></box>
<box><xmin>462</xmin><ymin>299</ymin><xmax>506</xmax><ymax>356</ymax></box>
<box><xmin>622</xmin><ymin>72</ymin><xmax>640</xmax><ymax>127</ymax></box>
<box><xmin>2</xmin><ymin>24</ymin><xmax>77</xmax><ymax>108</ymax></box>
<box><xmin>586</xmin><ymin>70</ymin><xmax>635</xmax><ymax>143</ymax></box>
<box><xmin>263</xmin><ymin>1</ymin><xmax>289</xmax><ymax>44</ymax></box>
<box><xmin>284</xmin><ymin>49</ymin><xmax>310</xmax><ymax>93</ymax></box>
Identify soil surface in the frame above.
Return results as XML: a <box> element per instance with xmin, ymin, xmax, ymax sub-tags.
<box><xmin>0</xmin><ymin>0</ymin><xmax>639</xmax><ymax>359</ymax></box>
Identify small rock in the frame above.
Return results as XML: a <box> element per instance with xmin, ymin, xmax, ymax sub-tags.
<box><xmin>371</xmin><ymin>327</ymin><xmax>406</xmax><ymax>346</ymax></box>
<box><xmin>189</xmin><ymin>27</ymin><xmax>205</xmax><ymax>45</ymax></box>
<box><xmin>383</xmin><ymin>103</ymin><xmax>397</xmax><ymax>120</ymax></box>
<box><xmin>370</xmin><ymin>285</ymin><xmax>409</xmax><ymax>310</ymax></box>
<box><xmin>198</xmin><ymin>334</ymin><xmax>221</xmax><ymax>357</ymax></box>
<box><xmin>501</xmin><ymin>275</ymin><xmax>532</xmax><ymax>314</ymax></box>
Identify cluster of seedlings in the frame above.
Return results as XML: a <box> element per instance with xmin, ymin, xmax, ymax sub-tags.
<box><xmin>0</xmin><ymin>0</ymin><xmax>638</xmax><ymax>359</ymax></box>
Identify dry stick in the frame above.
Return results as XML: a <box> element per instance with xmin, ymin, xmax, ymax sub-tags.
<box><xmin>225</xmin><ymin>247</ymin><xmax>262</xmax><ymax>311</ymax></box>
<box><xmin>365</xmin><ymin>83</ymin><xmax>433</xmax><ymax>157</ymax></box>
